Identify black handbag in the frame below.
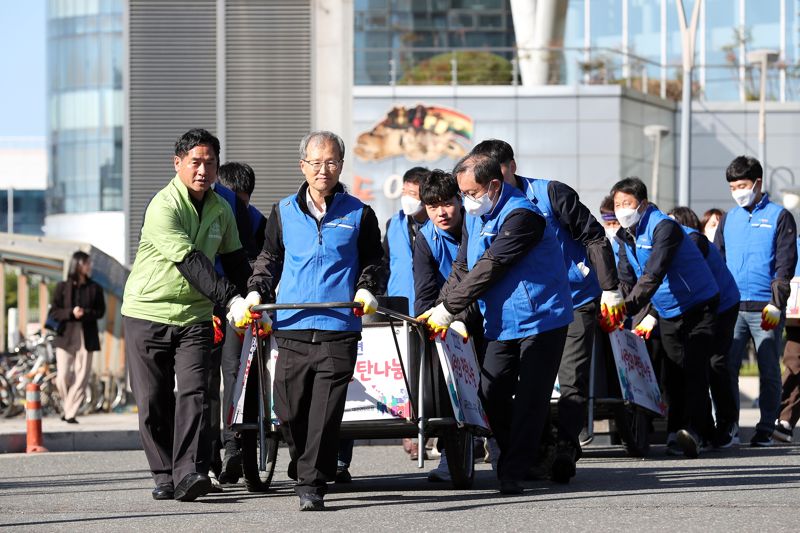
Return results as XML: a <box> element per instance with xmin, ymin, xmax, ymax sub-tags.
<box><xmin>45</xmin><ymin>308</ymin><xmax>66</xmax><ymax>335</ymax></box>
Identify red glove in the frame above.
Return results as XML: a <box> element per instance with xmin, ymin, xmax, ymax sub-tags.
<box><xmin>212</xmin><ymin>316</ymin><xmax>224</xmax><ymax>344</ymax></box>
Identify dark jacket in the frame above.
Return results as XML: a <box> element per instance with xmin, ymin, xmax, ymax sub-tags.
<box><xmin>51</xmin><ymin>278</ymin><xmax>106</xmax><ymax>352</ymax></box>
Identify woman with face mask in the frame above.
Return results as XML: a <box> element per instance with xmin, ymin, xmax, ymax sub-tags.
<box><xmin>701</xmin><ymin>208</ymin><xmax>724</xmax><ymax>245</ymax></box>
<box><xmin>611</xmin><ymin>177</ymin><xmax>720</xmax><ymax>459</ymax></box>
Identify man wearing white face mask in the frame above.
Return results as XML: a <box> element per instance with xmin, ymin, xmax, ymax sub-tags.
<box><xmin>713</xmin><ymin>156</ymin><xmax>798</xmax><ymax>447</ymax></box>
<box><xmin>612</xmin><ymin>177</ymin><xmax>720</xmax><ymax>458</ymax></box>
<box><xmin>383</xmin><ymin>166</ymin><xmax>430</xmax><ymax>316</ymax></box>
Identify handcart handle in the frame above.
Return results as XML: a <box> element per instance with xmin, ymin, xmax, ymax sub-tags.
<box><xmin>376</xmin><ymin>306</ymin><xmax>424</xmax><ymax>327</ymax></box>
<box><xmin>251</xmin><ymin>302</ymin><xmax>361</xmax><ymax>312</ymax></box>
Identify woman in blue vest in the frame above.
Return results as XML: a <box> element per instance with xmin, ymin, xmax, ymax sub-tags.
<box><xmin>668</xmin><ymin>206</ymin><xmax>741</xmax><ymax>450</ymax></box>
<box><xmin>612</xmin><ymin>178</ymin><xmax>719</xmax><ymax>459</ymax></box>
<box><xmin>419</xmin><ymin>154</ymin><xmax>573</xmax><ymax>494</ymax></box>
<box><xmin>714</xmin><ymin>156</ymin><xmax>798</xmax><ymax>446</ymax></box>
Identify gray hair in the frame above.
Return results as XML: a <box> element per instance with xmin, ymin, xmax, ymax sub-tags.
<box><xmin>299</xmin><ymin>130</ymin><xmax>345</xmax><ymax>160</ymax></box>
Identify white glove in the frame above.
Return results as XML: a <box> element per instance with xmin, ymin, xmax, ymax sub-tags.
<box><xmin>450</xmin><ymin>320</ymin><xmax>469</xmax><ymax>343</ymax></box>
<box><xmin>418</xmin><ymin>303</ymin><xmax>455</xmax><ymax>338</ymax></box>
<box><xmin>245</xmin><ymin>291</ymin><xmax>261</xmax><ymax>309</ymax></box>
<box><xmin>256</xmin><ymin>311</ymin><xmax>273</xmax><ymax>337</ymax></box>
<box><xmin>633</xmin><ymin>314</ymin><xmax>657</xmax><ymax>340</ymax></box>
<box><xmin>600</xmin><ymin>289</ymin><xmax>626</xmax><ymax>325</ymax></box>
<box><xmin>761</xmin><ymin>304</ymin><xmax>781</xmax><ymax>331</ymax></box>
<box><xmin>227</xmin><ymin>296</ymin><xmax>250</xmax><ymax>330</ymax></box>
<box><xmin>354</xmin><ymin>288</ymin><xmax>378</xmax><ymax>317</ymax></box>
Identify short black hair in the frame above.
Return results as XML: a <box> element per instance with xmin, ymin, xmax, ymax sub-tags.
<box><xmin>667</xmin><ymin>206</ymin><xmax>701</xmax><ymax>230</ymax></box>
<box><xmin>599</xmin><ymin>194</ymin><xmax>615</xmax><ymax>214</ymax></box>
<box><xmin>453</xmin><ymin>154</ymin><xmax>503</xmax><ymax>186</ymax></box>
<box><xmin>726</xmin><ymin>156</ymin><xmax>762</xmax><ymax>183</ymax></box>
<box><xmin>175</xmin><ymin>128</ymin><xmax>221</xmax><ymax>164</ymax></box>
<box><xmin>403</xmin><ymin>166</ymin><xmax>429</xmax><ymax>184</ymax></box>
<box><xmin>218</xmin><ymin>162</ymin><xmax>256</xmax><ymax>196</ymax></box>
<box><xmin>420</xmin><ymin>170</ymin><xmax>459</xmax><ymax>205</ymax></box>
<box><xmin>610</xmin><ymin>177</ymin><xmax>648</xmax><ymax>202</ymax></box>
<box><xmin>471</xmin><ymin>139</ymin><xmax>514</xmax><ymax>165</ymax></box>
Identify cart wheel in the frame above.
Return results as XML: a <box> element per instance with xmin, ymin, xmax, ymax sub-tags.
<box><xmin>614</xmin><ymin>404</ymin><xmax>650</xmax><ymax>457</ymax></box>
<box><xmin>241</xmin><ymin>430</ymin><xmax>279</xmax><ymax>492</ymax></box>
<box><xmin>442</xmin><ymin>427</ymin><xmax>475</xmax><ymax>489</ymax></box>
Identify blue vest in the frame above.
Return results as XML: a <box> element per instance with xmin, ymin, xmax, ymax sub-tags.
<box><xmin>519</xmin><ymin>177</ymin><xmax>601</xmax><ymax>308</ymax></box>
<box><xmin>465</xmin><ymin>183</ymin><xmax>573</xmax><ymax>340</ymax></box>
<box><xmin>622</xmin><ymin>206</ymin><xmax>718</xmax><ymax>319</ymax></box>
<box><xmin>386</xmin><ymin>211</ymin><xmax>416</xmax><ymax>315</ymax></box>
<box><xmin>419</xmin><ymin>220</ymin><xmax>460</xmax><ymax>284</ymax></box>
<box><xmin>275</xmin><ymin>191</ymin><xmax>365</xmax><ymax>331</ymax></box>
<box><xmin>684</xmin><ymin>226</ymin><xmax>740</xmax><ymax>313</ymax></box>
<box><xmin>722</xmin><ymin>194</ymin><xmax>786</xmax><ymax>303</ymax></box>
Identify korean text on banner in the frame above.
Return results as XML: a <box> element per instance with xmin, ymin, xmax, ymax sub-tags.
<box><xmin>343</xmin><ymin>325</ymin><xmax>411</xmax><ymax>422</ymax></box>
<box><xmin>608</xmin><ymin>329</ymin><xmax>667</xmax><ymax>416</ymax></box>
<box><xmin>435</xmin><ymin>330</ymin><xmax>490</xmax><ymax>431</ymax></box>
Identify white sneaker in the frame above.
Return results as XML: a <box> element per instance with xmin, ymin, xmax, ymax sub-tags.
<box><xmin>427</xmin><ymin>450</ymin><xmax>450</xmax><ymax>482</ymax></box>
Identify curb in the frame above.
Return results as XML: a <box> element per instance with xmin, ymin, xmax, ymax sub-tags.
<box><xmin>1</xmin><ymin>430</ymin><xmax>142</xmax><ymax>454</ymax></box>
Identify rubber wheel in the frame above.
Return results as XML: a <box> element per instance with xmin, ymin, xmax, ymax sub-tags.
<box><xmin>0</xmin><ymin>374</ymin><xmax>14</xmax><ymax>417</ymax></box>
<box><xmin>613</xmin><ymin>404</ymin><xmax>651</xmax><ymax>457</ymax></box>
<box><xmin>442</xmin><ymin>427</ymin><xmax>475</xmax><ymax>489</ymax></box>
<box><xmin>241</xmin><ymin>429</ymin><xmax>279</xmax><ymax>492</ymax></box>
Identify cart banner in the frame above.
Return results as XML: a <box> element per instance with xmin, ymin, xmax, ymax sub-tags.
<box><xmin>435</xmin><ymin>331</ymin><xmax>490</xmax><ymax>431</ymax></box>
<box><xmin>228</xmin><ymin>327</ymin><xmax>257</xmax><ymax>427</ymax></box>
<box><xmin>229</xmin><ymin>331</ymin><xmax>279</xmax><ymax>426</ymax></box>
<box><xmin>608</xmin><ymin>329</ymin><xmax>667</xmax><ymax>416</ymax></box>
<box><xmin>343</xmin><ymin>325</ymin><xmax>412</xmax><ymax>421</ymax></box>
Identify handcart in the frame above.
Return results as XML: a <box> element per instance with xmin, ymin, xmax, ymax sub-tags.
<box><xmin>230</xmin><ymin>300</ymin><xmax>490</xmax><ymax>492</ymax></box>
<box><xmin>553</xmin><ymin>328</ymin><xmax>666</xmax><ymax>457</ymax></box>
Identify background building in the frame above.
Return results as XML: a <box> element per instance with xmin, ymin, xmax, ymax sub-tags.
<box><xmin>0</xmin><ymin>137</ymin><xmax>46</xmax><ymax>235</ymax></box>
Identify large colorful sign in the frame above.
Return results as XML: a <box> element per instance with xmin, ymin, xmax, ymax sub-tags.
<box><xmin>608</xmin><ymin>329</ymin><xmax>667</xmax><ymax>416</ymax></box>
<box><xmin>435</xmin><ymin>330</ymin><xmax>490</xmax><ymax>431</ymax></box>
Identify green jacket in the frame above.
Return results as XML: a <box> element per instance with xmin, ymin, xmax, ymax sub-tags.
<box><xmin>122</xmin><ymin>176</ymin><xmax>242</xmax><ymax>326</ymax></box>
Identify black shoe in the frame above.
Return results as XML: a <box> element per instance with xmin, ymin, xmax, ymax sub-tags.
<box><xmin>499</xmin><ymin>479</ymin><xmax>524</xmax><ymax>495</ymax></box>
<box><xmin>334</xmin><ymin>466</ymin><xmax>352</xmax><ymax>483</ymax></box>
<box><xmin>218</xmin><ymin>442</ymin><xmax>242</xmax><ymax>484</ymax></box>
<box><xmin>65</xmin><ymin>418</ymin><xmax>78</xmax><ymax>424</ymax></box>
<box><xmin>773</xmin><ymin>420</ymin><xmax>793</xmax><ymax>443</ymax></box>
<box><xmin>288</xmin><ymin>460</ymin><xmax>298</xmax><ymax>481</ymax></box>
<box><xmin>174</xmin><ymin>473</ymin><xmax>211</xmax><ymax>502</ymax></box>
<box><xmin>676</xmin><ymin>429</ymin><xmax>700</xmax><ymax>458</ymax></box>
<box><xmin>60</xmin><ymin>415</ymin><xmax>66</xmax><ymax>421</ymax></box>
<box><xmin>713</xmin><ymin>422</ymin><xmax>739</xmax><ymax>449</ymax></box>
<box><xmin>299</xmin><ymin>494</ymin><xmax>325</xmax><ymax>511</ymax></box>
<box><xmin>750</xmin><ymin>429</ymin><xmax>774</xmax><ymax>447</ymax></box>
<box><xmin>550</xmin><ymin>441</ymin><xmax>577</xmax><ymax>484</ymax></box>
<box><xmin>151</xmin><ymin>483</ymin><xmax>174</xmax><ymax>500</ymax></box>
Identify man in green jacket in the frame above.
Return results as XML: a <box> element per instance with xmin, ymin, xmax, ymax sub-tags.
<box><xmin>122</xmin><ymin>129</ymin><xmax>251</xmax><ymax>502</ymax></box>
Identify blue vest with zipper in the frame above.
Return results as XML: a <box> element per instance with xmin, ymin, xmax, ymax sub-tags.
<box><xmin>386</xmin><ymin>211</ymin><xmax>416</xmax><ymax>315</ymax></box>
<box><xmin>683</xmin><ymin>226</ymin><xmax>740</xmax><ymax>313</ymax></box>
<box><xmin>419</xmin><ymin>220</ymin><xmax>460</xmax><ymax>284</ymax></box>
<box><xmin>466</xmin><ymin>183</ymin><xmax>573</xmax><ymax>341</ymax></box>
<box><xmin>622</xmin><ymin>206</ymin><xmax>718</xmax><ymax>319</ymax></box>
<box><xmin>722</xmin><ymin>194</ymin><xmax>785</xmax><ymax>303</ymax></box>
<box><xmin>275</xmin><ymin>191</ymin><xmax>364</xmax><ymax>331</ymax></box>
<box><xmin>520</xmin><ymin>177</ymin><xmax>601</xmax><ymax>308</ymax></box>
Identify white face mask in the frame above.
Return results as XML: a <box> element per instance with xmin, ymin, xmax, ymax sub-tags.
<box><xmin>400</xmin><ymin>195</ymin><xmax>422</xmax><ymax>216</ymax></box>
<box><xmin>463</xmin><ymin>183</ymin><xmax>496</xmax><ymax>217</ymax></box>
<box><xmin>731</xmin><ymin>180</ymin><xmax>759</xmax><ymax>208</ymax></box>
<box><xmin>605</xmin><ymin>228</ymin><xmax>618</xmax><ymax>241</ymax></box>
<box><xmin>615</xmin><ymin>206</ymin><xmax>642</xmax><ymax>229</ymax></box>
<box><xmin>704</xmin><ymin>226</ymin><xmax>717</xmax><ymax>243</ymax></box>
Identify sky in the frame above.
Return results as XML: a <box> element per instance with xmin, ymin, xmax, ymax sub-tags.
<box><xmin>0</xmin><ymin>1</ymin><xmax>46</xmax><ymax>139</ymax></box>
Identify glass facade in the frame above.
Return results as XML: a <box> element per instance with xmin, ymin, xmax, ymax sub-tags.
<box><xmin>0</xmin><ymin>190</ymin><xmax>46</xmax><ymax>235</ymax></box>
<box><xmin>354</xmin><ymin>0</ymin><xmax>516</xmax><ymax>85</ymax></box>
<box><xmin>47</xmin><ymin>0</ymin><xmax>124</xmax><ymax>215</ymax></box>
<box><xmin>357</xmin><ymin>0</ymin><xmax>800</xmax><ymax>101</ymax></box>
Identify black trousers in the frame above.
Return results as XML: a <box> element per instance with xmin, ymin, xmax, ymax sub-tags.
<box><xmin>658</xmin><ymin>297</ymin><xmax>718</xmax><ymax>438</ymax></box>
<box><xmin>204</xmin><ymin>323</ymin><xmax>245</xmax><ymax>454</ymax></box>
<box><xmin>125</xmin><ymin>316</ymin><xmax>212</xmax><ymax>486</ymax></box>
<box><xmin>708</xmin><ymin>303</ymin><xmax>740</xmax><ymax>428</ymax></box>
<box><xmin>205</xmin><ymin>339</ymin><xmax>223</xmax><ymax>469</ymax></box>
<box><xmin>273</xmin><ymin>335</ymin><xmax>358</xmax><ymax>497</ymax></box>
<box><xmin>480</xmin><ymin>326</ymin><xmax>568</xmax><ymax>482</ymax></box>
<box><xmin>556</xmin><ymin>299</ymin><xmax>597</xmax><ymax>445</ymax></box>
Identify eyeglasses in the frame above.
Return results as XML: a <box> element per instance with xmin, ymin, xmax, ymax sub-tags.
<box><xmin>302</xmin><ymin>159</ymin><xmax>343</xmax><ymax>172</ymax></box>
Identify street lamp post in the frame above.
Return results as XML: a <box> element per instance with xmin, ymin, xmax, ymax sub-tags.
<box><xmin>644</xmin><ymin>125</ymin><xmax>670</xmax><ymax>206</ymax></box>
<box><xmin>675</xmin><ymin>0</ymin><xmax>702</xmax><ymax>207</ymax></box>
<box><xmin>746</xmin><ymin>49</ymin><xmax>779</xmax><ymax>190</ymax></box>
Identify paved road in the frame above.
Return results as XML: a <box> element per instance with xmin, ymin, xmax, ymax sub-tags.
<box><xmin>1</xmin><ymin>438</ymin><xmax>799</xmax><ymax>532</ymax></box>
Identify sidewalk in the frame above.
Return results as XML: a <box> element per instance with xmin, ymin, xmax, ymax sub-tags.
<box><xmin>0</xmin><ymin>377</ymin><xmax>766</xmax><ymax>453</ymax></box>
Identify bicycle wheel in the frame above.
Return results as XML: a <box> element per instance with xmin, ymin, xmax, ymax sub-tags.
<box><xmin>0</xmin><ymin>374</ymin><xmax>14</xmax><ymax>417</ymax></box>
<box><xmin>240</xmin><ymin>429</ymin><xmax>279</xmax><ymax>492</ymax></box>
<box><xmin>441</xmin><ymin>426</ymin><xmax>475</xmax><ymax>489</ymax></box>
